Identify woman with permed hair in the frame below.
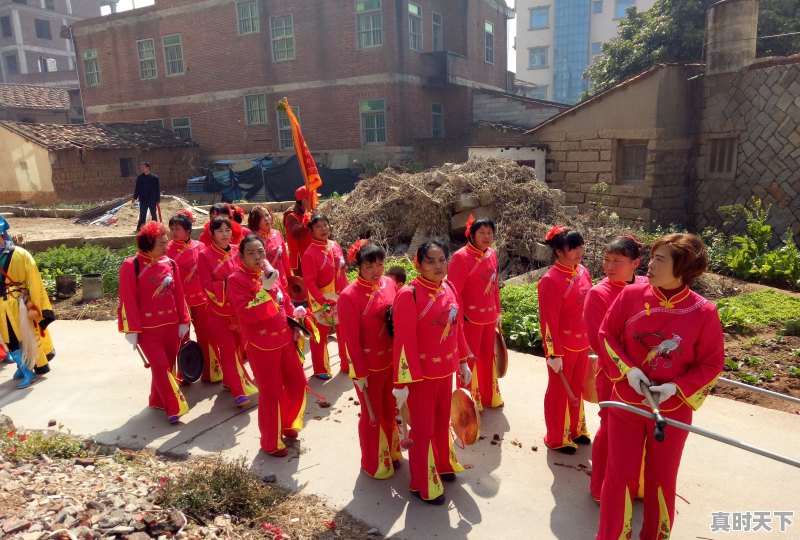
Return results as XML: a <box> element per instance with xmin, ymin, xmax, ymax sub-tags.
<box><xmin>248</xmin><ymin>205</ymin><xmax>291</xmax><ymax>289</ymax></box>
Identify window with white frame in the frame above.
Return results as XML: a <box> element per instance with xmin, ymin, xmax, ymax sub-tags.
<box><xmin>172</xmin><ymin>117</ymin><xmax>192</xmax><ymax>140</ymax></box>
<box><xmin>237</xmin><ymin>0</ymin><xmax>259</xmax><ymax>35</ymax></box>
<box><xmin>145</xmin><ymin>119</ymin><xmax>164</xmax><ymax>129</ymax></box>
<box><xmin>277</xmin><ymin>106</ymin><xmax>299</xmax><ymax>150</ymax></box>
<box><xmin>360</xmin><ymin>99</ymin><xmax>386</xmax><ymax>145</ymax></box>
<box><xmin>618</xmin><ymin>141</ymin><xmax>647</xmax><ymax>183</ymax></box>
<box><xmin>245</xmin><ymin>94</ymin><xmax>267</xmax><ymax>125</ymax></box>
<box><xmin>83</xmin><ymin>49</ymin><xmax>99</xmax><ymax>86</ymax></box>
<box><xmin>39</xmin><ymin>57</ymin><xmax>57</xmax><ymax>72</ymax></box>
<box><xmin>530</xmin><ymin>6</ymin><xmax>549</xmax><ymax>29</ymax></box>
<box><xmin>614</xmin><ymin>0</ymin><xmax>634</xmax><ymax>18</ymax></box>
<box><xmin>707</xmin><ymin>137</ymin><xmax>737</xmax><ymax>177</ymax></box>
<box><xmin>432</xmin><ymin>12</ymin><xmax>443</xmax><ymax>51</ymax></box>
<box><xmin>162</xmin><ymin>34</ymin><xmax>184</xmax><ymax>76</ymax></box>
<box><xmin>271</xmin><ymin>14</ymin><xmax>294</xmax><ymax>61</ymax></box>
<box><xmin>528</xmin><ymin>46</ymin><xmax>547</xmax><ymax>68</ymax></box>
<box><xmin>531</xmin><ymin>86</ymin><xmax>548</xmax><ymax>100</ymax></box>
<box><xmin>408</xmin><ymin>3</ymin><xmax>422</xmax><ymax>51</ymax></box>
<box><xmin>356</xmin><ymin>0</ymin><xmax>382</xmax><ymax>49</ymax></box>
<box><xmin>137</xmin><ymin>39</ymin><xmax>157</xmax><ymax>80</ymax></box>
<box><xmin>484</xmin><ymin>21</ymin><xmax>494</xmax><ymax>64</ymax></box>
<box><xmin>431</xmin><ymin>103</ymin><xmax>444</xmax><ymax>138</ymax></box>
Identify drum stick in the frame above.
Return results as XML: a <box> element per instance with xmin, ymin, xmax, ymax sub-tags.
<box><xmin>135</xmin><ymin>345</ymin><xmax>150</xmax><ymax>369</ymax></box>
<box><xmin>360</xmin><ymin>385</ymin><xmax>378</xmax><ymax>427</ymax></box>
<box><xmin>399</xmin><ymin>403</ymin><xmax>413</xmax><ymax>450</ymax></box>
<box><xmin>640</xmin><ymin>382</ymin><xmax>666</xmax><ymax>442</ymax></box>
<box><xmin>558</xmin><ymin>371</ymin><xmax>579</xmax><ymax>407</ymax></box>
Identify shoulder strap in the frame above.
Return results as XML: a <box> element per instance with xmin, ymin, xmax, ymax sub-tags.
<box><xmin>134</xmin><ymin>257</ymin><xmax>139</xmax><ymax>283</ymax></box>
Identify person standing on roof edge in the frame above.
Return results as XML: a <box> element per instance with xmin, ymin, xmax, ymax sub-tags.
<box><xmin>283</xmin><ymin>186</ymin><xmax>313</xmax><ymax>277</ymax></box>
<box><xmin>132</xmin><ymin>162</ymin><xmax>160</xmax><ymax>232</ymax></box>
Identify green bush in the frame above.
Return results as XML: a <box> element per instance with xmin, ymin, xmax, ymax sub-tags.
<box><xmin>715</xmin><ymin>289</ymin><xmax>800</xmax><ymax>329</ymax></box>
<box><xmin>346</xmin><ymin>255</ymin><xmax>418</xmax><ymax>283</ymax></box>
<box><xmin>499</xmin><ymin>284</ymin><xmax>542</xmax><ymax>353</ymax></box>
<box><xmin>34</xmin><ymin>244</ymin><xmax>136</xmax><ymax>297</ymax></box>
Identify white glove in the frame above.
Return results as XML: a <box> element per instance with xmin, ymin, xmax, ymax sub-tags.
<box><xmin>392</xmin><ymin>386</ymin><xmax>409</xmax><ymax>410</ymax></box>
<box><xmin>458</xmin><ymin>363</ymin><xmax>472</xmax><ymax>386</ymax></box>
<box><xmin>125</xmin><ymin>333</ymin><xmax>138</xmax><ymax>349</ymax></box>
<box><xmin>178</xmin><ymin>324</ymin><xmax>190</xmax><ymax>339</ymax></box>
<box><xmin>293</xmin><ymin>305</ymin><xmax>307</xmax><ymax>319</ymax></box>
<box><xmin>354</xmin><ymin>378</ymin><xmax>368</xmax><ymax>393</ymax></box>
<box><xmin>626</xmin><ymin>367</ymin><xmax>651</xmax><ymax>396</ymax></box>
<box><xmin>261</xmin><ymin>269</ymin><xmax>278</xmax><ymax>290</ymax></box>
<box><xmin>497</xmin><ymin>314</ymin><xmax>503</xmax><ymax>328</ymax></box>
<box><xmin>649</xmin><ymin>383</ymin><xmax>677</xmax><ymax>405</ymax></box>
<box><xmin>546</xmin><ymin>356</ymin><xmax>563</xmax><ymax>373</ymax></box>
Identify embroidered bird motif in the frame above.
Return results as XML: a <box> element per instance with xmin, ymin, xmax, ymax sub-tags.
<box><xmin>645</xmin><ymin>334</ymin><xmax>682</xmax><ymax>363</ymax></box>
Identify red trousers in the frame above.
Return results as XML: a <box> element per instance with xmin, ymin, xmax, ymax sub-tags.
<box><xmin>353</xmin><ymin>368</ymin><xmax>401</xmax><ymax>479</ymax></box>
<box><xmin>544</xmin><ymin>348</ymin><xmax>589</xmax><ymax>450</ymax></box>
<box><xmin>463</xmin><ymin>320</ymin><xmax>503</xmax><ymax>408</ymax></box>
<box><xmin>591</xmin><ymin>370</ymin><xmax>612</xmax><ymax>500</ymax></box>
<box><xmin>188</xmin><ymin>303</ymin><xmax>219</xmax><ymax>382</ymax></box>
<box><xmin>596</xmin><ymin>399</ymin><xmax>692</xmax><ymax>540</ymax></box>
<box><xmin>206</xmin><ymin>309</ymin><xmax>257</xmax><ymax>399</ymax></box>
<box><xmin>309</xmin><ymin>323</ymin><xmax>331</xmax><ymax>376</ymax></box>
<box><xmin>139</xmin><ymin>324</ymin><xmax>189</xmax><ymax>419</ymax></box>
<box><xmin>247</xmin><ymin>341</ymin><xmax>307</xmax><ymax>454</ymax></box>
<box><xmin>335</xmin><ymin>332</ymin><xmax>349</xmax><ymax>374</ymax></box>
<box><xmin>407</xmin><ymin>375</ymin><xmax>460</xmax><ymax>501</ymax></box>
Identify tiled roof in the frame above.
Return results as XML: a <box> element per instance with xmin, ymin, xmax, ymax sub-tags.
<box><xmin>0</xmin><ymin>121</ymin><xmax>196</xmax><ymax>151</ymax></box>
<box><xmin>0</xmin><ymin>84</ymin><xmax>71</xmax><ymax>110</ymax></box>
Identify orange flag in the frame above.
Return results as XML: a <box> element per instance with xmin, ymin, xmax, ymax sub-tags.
<box><xmin>278</xmin><ymin>97</ymin><xmax>322</xmax><ymax>209</ymax></box>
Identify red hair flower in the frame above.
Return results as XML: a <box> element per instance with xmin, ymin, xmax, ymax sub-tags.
<box><xmin>177</xmin><ymin>209</ymin><xmax>195</xmax><ymax>223</ymax></box>
<box><xmin>620</xmin><ymin>234</ymin><xmax>639</xmax><ymax>243</ymax></box>
<box><xmin>464</xmin><ymin>214</ymin><xmax>476</xmax><ymax>239</ymax></box>
<box><xmin>301</xmin><ymin>212</ymin><xmax>312</xmax><ymax>228</ymax></box>
<box><xmin>234</xmin><ymin>206</ymin><xmax>245</xmax><ymax>219</ymax></box>
<box><xmin>138</xmin><ymin>221</ymin><xmax>164</xmax><ymax>242</ymax></box>
<box><xmin>348</xmin><ymin>239</ymin><xmax>369</xmax><ymax>264</ymax></box>
<box><xmin>544</xmin><ymin>225</ymin><xmax>567</xmax><ymax>242</ymax></box>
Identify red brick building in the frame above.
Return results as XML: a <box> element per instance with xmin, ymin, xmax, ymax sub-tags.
<box><xmin>71</xmin><ymin>0</ymin><xmax>513</xmax><ymax>164</ymax></box>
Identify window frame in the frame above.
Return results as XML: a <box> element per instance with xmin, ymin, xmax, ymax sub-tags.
<box><xmin>592</xmin><ymin>0</ymin><xmax>603</xmax><ymax>14</ymax></box>
<box><xmin>34</xmin><ymin>18</ymin><xmax>52</xmax><ymax>40</ymax></box>
<box><xmin>531</xmin><ymin>85</ymin><xmax>548</xmax><ymax>100</ymax></box>
<box><xmin>171</xmin><ymin>117</ymin><xmax>192</xmax><ymax>140</ymax></box>
<box><xmin>614</xmin><ymin>0</ymin><xmax>635</xmax><ymax>19</ymax></box>
<box><xmin>356</xmin><ymin>0</ymin><xmax>383</xmax><ymax>49</ymax></box>
<box><xmin>244</xmin><ymin>94</ymin><xmax>267</xmax><ymax>126</ymax></box>
<box><xmin>360</xmin><ymin>98</ymin><xmax>387</xmax><ymax>146</ymax></box>
<box><xmin>431</xmin><ymin>102</ymin><xmax>444</xmax><ymax>138</ymax></box>
<box><xmin>270</xmin><ymin>14</ymin><xmax>295</xmax><ymax>62</ymax></box>
<box><xmin>277</xmin><ymin>105</ymin><xmax>300</xmax><ymax>150</ymax></box>
<box><xmin>5</xmin><ymin>53</ymin><xmax>19</xmax><ymax>75</ymax></box>
<box><xmin>39</xmin><ymin>56</ymin><xmax>57</xmax><ymax>73</ymax></box>
<box><xmin>162</xmin><ymin>33</ymin><xmax>185</xmax><ymax>76</ymax></box>
<box><xmin>145</xmin><ymin>119</ymin><xmax>165</xmax><ymax>129</ymax></box>
<box><xmin>119</xmin><ymin>157</ymin><xmax>135</xmax><ymax>178</ymax></box>
<box><xmin>432</xmin><ymin>11</ymin><xmax>443</xmax><ymax>52</ymax></box>
<box><xmin>1</xmin><ymin>16</ymin><xmax>12</xmax><ymax>38</ymax></box>
<box><xmin>484</xmin><ymin>20</ymin><xmax>494</xmax><ymax>64</ymax></box>
<box><xmin>408</xmin><ymin>2</ymin><xmax>422</xmax><ymax>52</ymax></box>
<box><xmin>617</xmin><ymin>140</ymin><xmax>648</xmax><ymax>184</ymax></box>
<box><xmin>528</xmin><ymin>46</ymin><xmax>548</xmax><ymax>69</ymax></box>
<box><xmin>529</xmin><ymin>6</ymin><xmax>549</xmax><ymax>30</ymax></box>
<box><xmin>136</xmin><ymin>38</ymin><xmax>158</xmax><ymax>80</ymax></box>
<box><xmin>82</xmin><ymin>49</ymin><xmax>99</xmax><ymax>86</ymax></box>
<box><xmin>237</xmin><ymin>0</ymin><xmax>260</xmax><ymax>35</ymax></box>
<box><xmin>706</xmin><ymin>136</ymin><xmax>738</xmax><ymax>179</ymax></box>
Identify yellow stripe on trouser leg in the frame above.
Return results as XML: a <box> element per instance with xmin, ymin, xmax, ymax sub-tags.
<box><xmin>619</xmin><ymin>485</ymin><xmax>633</xmax><ymax>540</ymax></box>
<box><xmin>289</xmin><ymin>391</ymin><xmax>306</xmax><ymax>431</ymax></box>
<box><xmin>426</xmin><ymin>442</ymin><xmax>444</xmax><ymax>500</ymax></box>
<box><xmin>657</xmin><ymin>485</ymin><xmax>671</xmax><ymax>539</ymax></box>
<box><xmin>166</xmin><ymin>372</ymin><xmax>190</xmax><ymax>416</ymax></box>
<box><xmin>235</xmin><ymin>350</ymin><xmax>259</xmax><ymax>396</ymax></box>
<box><xmin>208</xmin><ymin>345</ymin><xmax>223</xmax><ymax>382</ymax></box>
<box><xmin>373</xmin><ymin>428</ymin><xmax>394</xmax><ymax>480</ymax></box>
<box><xmin>448</xmin><ymin>437</ymin><xmax>465</xmax><ymax>473</ymax></box>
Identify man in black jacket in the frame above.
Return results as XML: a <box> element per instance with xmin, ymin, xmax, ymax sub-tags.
<box><xmin>132</xmin><ymin>162</ymin><xmax>160</xmax><ymax>232</ymax></box>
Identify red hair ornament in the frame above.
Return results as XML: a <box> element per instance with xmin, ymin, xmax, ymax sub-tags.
<box><xmin>348</xmin><ymin>239</ymin><xmax>369</xmax><ymax>264</ymax></box>
<box><xmin>544</xmin><ymin>225</ymin><xmax>568</xmax><ymax>242</ymax></box>
<box><xmin>138</xmin><ymin>221</ymin><xmax>163</xmax><ymax>242</ymax></box>
<box><xmin>177</xmin><ymin>209</ymin><xmax>195</xmax><ymax>223</ymax></box>
<box><xmin>464</xmin><ymin>214</ymin><xmax>476</xmax><ymax>239</ymax></box>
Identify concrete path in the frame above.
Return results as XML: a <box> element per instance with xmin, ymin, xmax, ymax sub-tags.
<box><xmin>2</xmin><ymin>321</ymin><xmax>799</xmax><ymax>539</ymax></box>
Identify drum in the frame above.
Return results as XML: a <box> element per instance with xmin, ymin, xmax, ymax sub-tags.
<box><xmin>583</xmin><ymin>354</ymin><xmax>599</xmax><ymax>404</ymax></box>
<box><xmin>450</xmin><ymin>388</ymin><xmax>480</xmax><ymax>445</ymax></box>
<box><xmin>287</xmin><ymin>276</ymin><xmax>308</xmax><ymax>303</ymax></box>
<box><xmin>494</xmin><ymin>328</ymin><xmax>508</xmax><ymax>379</ymax></box>
<box><xmin>177</xmin><ymin>340</ymin><xmax>204</xmax><ymax>384</ymax></box>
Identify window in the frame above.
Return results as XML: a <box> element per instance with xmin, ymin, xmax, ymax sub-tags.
<box><xmin>531</xmin><ymin>85</ymin><xmax>548</xmax><ymax>100</ymax></box>
<box><xmin>5</xmin><ymin>54</ymin><xmax>19</xmax><ymax>75</ymax></box>
<box><xmin>83</xmin><ymin>49</ymin><xmax>99</xmax><ymax>86</ymax></box>
<box><xmin>591</xmin><ymin>42</ymin><xmax>602</xmax><ymax>56</ymax></box>
<box><xmin>593</xmin><ymin>0</ymin><xmax>603</xmax><ymax>13</ymax></box>
<box><xmin>35</xmin><ymin>19</ymin><xmax>52</xmax><ymax>40</ymax></box>
<box><xmin>277</xmin><ymin>106</ymin><xmax>299</xmax><ymax>150</ymax></box>
<box><xmin>408</xmin><ymin>3</ymin><xmax>422</xmax><ymax>51</ymax></box>
<box><xmin>145</xmin><ymin>119</ymin><xmax>164</xmax><ymax>129</ymax></box>
<box><xmin>271</xmin><ymin>15</ymin><xmax>294</xmax><ymax>61</ymax></box>
<box><xmin>39</xmin><ymin>57</ymin><xmax>57</xmax><ymax>72</ymax></box>
<box><xmin>1</xmin><ymin>17</ymin><xmax>11</xmax><ymax>38</ymax></box>
<box><xmin>360</xmin><ymin>99</ymin><xmax>386</xmax><ymax>145</ymax></box>
<box><xmin>137</xmin><ymin>39</ymin><xmax>157</xmax><ymax>79</ymax></box>
<box><xmin>528</xmin><ymin>46</ymin><xmax>548</xmax><ymax>69</ymax></box>
<box><xmin>120</xmin><ymin>158</ymin><xmax>135</xmax><ymax>178</ymax></box>
<box><xmin>237</xmin><ymin>0</ymin><xmax>259</xmax><ymax>35</ymax></box>
<box><xmin>356</xmin><ymin>0</ymin><xmax>382</xmax><ymax>49</ymax></box>
<box><xmin>484</xmin><ymin>21</ymin><xmax>494</xmax><ymax>64</ymax></box>
<box><xmin>615</xmin><ymin>0</ymin><xmax>634</xmax><ymax>18</ymax></box>
<box><xmin>707</xmin><ymin>137</ymin><xmax>737</xmax><ymax>177</ymax></box>
<box><xmin>618</xmin><ymin>141</ymin><xmax>647</xmax><ymax>183</ymax></box>
<box><xmin>431</xmin><ymin>103</ymin><xmax>444</xmax><ymax>138</ymax></box>
<box><xmin>530</xmin><ymin>7</ymin><xmax>549</xmax><ymax>29</ymax></box>
<box><xmin>45</xmin><ymin>0</ymin><xmax>55</xmax><ymax>9</ymax></box>
<box><xmin>245</xmin><ymin>94</ymin><xmax>267</xmax><ymax>125</ymax></box>
<box><xmin>162</xmin><ymin>34</ymin><xmax>184</xmax><ymax>76</ymax></box>
<box><xmin>11</xmin><ymin>0</ymin><xmax>26</xmax><ymax>4</ymax></box>
<box><xmin>172</xmin><ymin>117</ymin><xmax>191</xmax><ymax>140</ymax></box>
<box><xmin>432</xmin><ymin>12</ymin><xmax>443</xmax><ymax>51</ymax></box>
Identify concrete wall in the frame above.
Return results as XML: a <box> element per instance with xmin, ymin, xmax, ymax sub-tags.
<box><xmin>0</xmin><ymin>127</ymin><xmax>56</xmax><ymax>204</ymax></box>
<box><xmin>468</xmin><ymin>145</ymin><xmax>546</xmax><ymax>181</ymax></box>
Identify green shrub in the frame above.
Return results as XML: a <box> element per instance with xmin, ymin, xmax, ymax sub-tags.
<box><xmin>789</xmin><ymin>366</ymin><xmax>800</xmax><ymax>377</ymax></box>
<box><xmin>715</xmin><ymin>290</ymin><xmax>800</xmax><ymax>329</ymax></box>
<box><xmin>723</xmin><ymin>357</ymin><xmax>739</xmax><ymax>371</ymax></box>
<box><xmin>716</xmin><ymin>300</ymin><xmax>752</xmax><ymax>331</ymax></box>
<box><xmin>779</xmin><ymin>319</ymin><xmax>800</xmax><ymax>337</ymax></box>
<box><xmin>346</xmin><ymin>255</ymin><xmax>418</xmax><ymax>283</ymax></box>
<box><xmin>34</xmin><ymin>244</ymin><xmax>136</xmax><ymax>297</ymax></box>
<box><xmin>0</xmin><ymin>426</ymin><xmax>99</xmax><ymax>462</ymax></box>
<box><xmin>500</xmin><ymin>284</ymin><xmax>541</xmax><ymax>353</ymax></box>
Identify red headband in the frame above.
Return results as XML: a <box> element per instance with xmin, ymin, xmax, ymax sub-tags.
<box><xmin>347</xmin><ymin>239</ymin><xmax>369</xmax><ymax>264</ymax></box>
<box><xmin>177</xmin><ymin>209</ymin><xmax>195</xmax><ymax>223</ymax></box>
<box><xmin>464</xmin><ymin>214</ymin><xmax>476</xmax><ymax>239</ymax></box>
<box><xmin>544</xmin><ymin>225</ymin><xmax>568</xmax><ymax>242</ymax></box>
<box><xmin>138</xmin><ymin>221</ymin><xmax>163</xmax><ymax>242</ymax></box>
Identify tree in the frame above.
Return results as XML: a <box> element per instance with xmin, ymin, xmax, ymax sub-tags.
<box><xmin>584</xmin><ymin>0</ymin><xmax>800</xmax><ymax>97</ymax></box>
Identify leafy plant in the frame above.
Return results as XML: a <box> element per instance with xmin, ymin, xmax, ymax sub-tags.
<box><xmin>715</xmin><ymin>300</ymin><xmax>752</xmax><ymax>331</ymax></box>
<box><xmin>779</xmin><ymin>319</ymin><xmax>800</xmax><ymax>337</ymax></box>
<box><xmin>723</xmin><ymin>357</ymin><xmax>739</xmax><ymax>372</ymax></box>
<box><xmin>759</xmin><ymin>370</ymin><xmax>775</xmax><ymax>382</ymax></box>
<box><xmin>34</xmin><ymin>244</ymin><xmax>136</xmax><ymax>297</ymax></box>
<box><xmin>500</xmin><ymin>284</ymin><xmax>542</xmax><ymax>353</ymax></box>
<box><xmin>0</xmin><ymin>425</ymin><xmax>93</xmax><ymax>462</ymax></box>
<box><xmin>737</xmin><ymin>372</ymin><xmax>760</xmax><ymax>385</ymax></box>
<box><xmin>715</xmin><ymin>290</ymin><xmax>800</xmax><ymax>330</ymax></box>
<box><xmin>744</xmin><ymin>356</ymin><xmax>763</xmax><ymax>366</ymax></box>
<box><xmin>789</xmin><ymin>366</ymin><xmax>800</xmax><ymax>377</ymax></box>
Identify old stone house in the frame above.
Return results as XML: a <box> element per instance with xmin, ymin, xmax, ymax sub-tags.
<box><xmin>0</xmin><ymin>84</ymin><xmax>83</xmax><ymax>124</ymax></box>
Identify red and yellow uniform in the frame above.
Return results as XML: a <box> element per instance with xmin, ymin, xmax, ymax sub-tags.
<box><xmin>198</xmin><ymin>221</ymin><xmax>247</xmax><ymax>247</ymax></box>
<box><xmin>166</xmin><ymin>238</ymin><xmax>218</xmax><ymax>382</ymax></box>
<box><xmin>118</xmin><ymin>252</ymin><xmax>190</xmax><ymax>419</ymax></box>
<box><xmin>537</xmin><ymin>261</ymin><xmax>592</xmax><ymax>451</ymax></box>
<box><xmin>596</xmin><ymin>283</ymin><xmax>724</xmax><ymax>540</ymax></box>
<box><xmin>197</xmin><ymin>243</ymin><xmax>258</xmax><ymax>400</ymax></box>
<box><xmin>301</xmin><ymin>239</ymin><xmax>349</xmax><ymax>376</ymax></box>
<box><xmin>283</xmin><ymin>207</ymin><xmax>312</xmax><ymax>275</ymax></box>
<box><xmin>338</xmin><ymin>276</ymin><xmax>402</xmax><ymax>478</ymax></box>
<box><xmin>228</xmin><ymin>263</ymin><xmax>307</xmax><ymax>455</ymax></box>
<box><xmin>584</xmin><ymin>275</ymin><xmax>648</xmax><ymax>501</ymax></box>
<box><xmin>392</xmin><ymin>277</ymin><xmax>468</xmax><ymax>502</ymax></box>
<box><xmin>448</xmin><ymin>242</ymin><xmax>503</xmax><ymax>409</ymax></box>
<box><xmin>257</xmin><ymin>229</ymin><xmax>292</xmax><ymax>289</ymax></box>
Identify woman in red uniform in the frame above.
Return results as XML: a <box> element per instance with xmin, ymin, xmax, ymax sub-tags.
<box><xmin>448</xmin><ymin>216</ymin><xmax>503</xmax><ymax>409</ymax></box>
<box><xmin>248</xmin><ymin>205</ymin><xmax>291</xmax><ymax>289</ymax></box>
<box><xmin>596</xmin><ymin>233</ymin><xmax>724</xmax><ymax>540</ymax></box>
<box><xmin>301</xmin><ymin>214</ymin><xmax>349</xmax><ymax>379</ymax></box>
<box><xmin>199</xmin><ymin>203</ymin><xmax>246</xmax><ymax>246</ymax></box>
<box><xmin>227</xmin><ymin>234</ymin><xmax>308</xmax><ymax>457</ymax></box>
<box><xmin>283</xmin><ymin>186</ymin><xmax>313</xmax><ymax>276</ymax></box>
<box><xmin>166</xmin><ymin>211</ymin><xmax>218</xmax><ymax>382</ymax></box>
<box><xmin>231</xmin><ymin>205</ymin><xmax>252</xmax><ymax>238</ymax></box>
<box><xmin>537</xmin><ymin>226</ymin><xmax>592</xmax><ymax>454</ymax></box>
<box><xmin>392</xmin><ymin>238</ymin><xmax>472</xmax><ymax>505</ymax></box>
<box><xmin>118</xmin><ymin>222</ymin><xmax>191</xmax><ymax>423</ymax></box>
<box><xmin>197</xmin><ymin>217</ymin><xmax>258</xmax><ymax>405</ymax></box>
<box><xmin>338</xmin><ymin>240</ymin><xmax>402</xmax><ymax>479</ymax></box>
<box><xmin>583</xmin><ymin>236</ymin><xmax>647</xmax><ymax>502</ymax></box>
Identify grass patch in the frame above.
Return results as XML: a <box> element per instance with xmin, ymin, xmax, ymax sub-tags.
<box><xmin>499</xmin><ymin>284</ymin><xmax>541</xmax><ymax>353</ymax></box>
<box><xmin>34</xmin><ymin>244</ymin><xmax>136</xmax><ymax>297</ymax></box>
<box><xmin>0</xmin><ymin>426</ymin><xmax>108</xmax><ymax>462</ymax></box>
<box><xmin>715</xmin><ymin>290</ymin><xmax>800</xmax><ymax>329</ymax></box>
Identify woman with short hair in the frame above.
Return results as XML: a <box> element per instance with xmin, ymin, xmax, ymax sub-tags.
<box><xmin>248</xmin><ymin>205</ymin><xmax>291</xmax><ymax>289</ymax></box>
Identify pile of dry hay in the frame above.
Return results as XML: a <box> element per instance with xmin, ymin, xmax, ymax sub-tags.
<box><xmin>321</xmin><ymin>157</ymin><xmax>569</xmax><ymax>270</ymax></box>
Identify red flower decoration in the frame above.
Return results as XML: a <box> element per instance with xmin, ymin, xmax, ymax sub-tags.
<box><xmin>544</xmin><ymin>225</ymin><xmax>567</xmax><ymax>242</ymax></box>
<box><xmin>464</xmin><ymin>214</ymin><xmax>476</xmax><ymax>239</ymax></box>
<box><xmin>620</xmin><ymin>234</ymin><xmax>639</xmax><ymax>243</ymax></box>
<box><xmin>177</xmin><ymin>209</ymin><xmax>195</xmax><ymax>223</ymax></box>
<box><xmin>324</xmin><ymin>521</ymin><xmax>336</xmax><ymax>531</ymax></box>
<box><xmin>138</xmin><ymin>221</ymin><xmax>163</xmax><ymax>242</ymax></box>
<box><xmin>234</xmin><ymin>206</ymin><xmax>245</xmax><ymax>219</ymax></box>
<box><xmin>301</xmin><ymin>212</ymin><xmax>312</xmax><ymax>228</ymax></box>
<box><xmin>347</xmin><ymin>239</ymin><xmax>369</xmax><ymax>264</ymax></box>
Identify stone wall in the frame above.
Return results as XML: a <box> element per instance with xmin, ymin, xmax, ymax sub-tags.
<box><xmin>693</xmin><ymin>60</ymin><xmax>800</xmax><ymax>239</ymax></box>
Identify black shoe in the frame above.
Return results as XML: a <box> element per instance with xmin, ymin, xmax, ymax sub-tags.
<box><xmin>573</xmin><ymin>435</ymin><xmax>592</xmax><ymax>445</ymax></box>
<box><xmin>34</xmin><ymin>364</ymin><xmax>51</xmax><ymax>375</ymax></box>
<box><xmin>553</xmin><ymin>445</ymin><xmax>577</xmax><ymax>455</ymax></box>
<box><xmin>392</xmin><ymin>460</ymin><xmax>402</xmax><ymax>469</ymax></box>
<box><xmin>440</xmin><ymin>472</ymin><xmax>456</xmax><ymax>482</ymax></box>
<box><xmin>413</xmin><ymin>491</ymin><xmax>445</xmax><ymax>505</ymax></box>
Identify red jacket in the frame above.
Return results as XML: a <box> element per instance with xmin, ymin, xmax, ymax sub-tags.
<box><xmin>392</xmin><ymin>277</ymin><xmax>469</xmax><ymax>383</ymax></box>
<box><xmin>448</xmin><ymin>242</ymin><xmax>501</xmax><ymax>324</ymax></box>
<box><xmin>118</xmin><ymin>252</ymin><xmax>189</xmax><ymax>333</ymax></box>
<box><xmin>338</xmin><ymin>276</ymin><xmax>398</xmax><ymax>379</ymax></box>
<box><xmin>199</xmin><ymin>221</ymin><xmax>246</xmax><ymax>247</ymax></box>
<box><xmin>598</xmin><ymin>284</ymin><xmax>724</xmax><ymax>412</ymax></box>
<box><xmin>537</xmin><ymin>261</ymin><xmax>592</xmax><ymax>358</ymax></box>
<box><xmin>257</xmin><ymin>229</ymin><xmax>291</xmax><ymax>289</ymax></box>
<box><xmin>197</xmin><ymin>243</ymin><xmax>240</xmax><ymax>317</ymax></box>
<box><xmin>227</xmin><ymin>263</ymin><xmax>297</xmax><ymax>351</ymax></box>
<box><xmin>584</xmin><ymin>276</ymin><xmax>648</xmax><ymax>360</ymax></box>
<box><xmin>283</xmin><ymin>208</ymin><xmax>312</xmax><ymax>271</ymax></box>
<box><xmin>301</xmin><ymin>239</ymin><xmax>348</xmax><ymax>306</ymax></box>
<box><xmin>166</xmin><ymin>239</ymin><xmax>208</xmax><ymax>307</ymax></box>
